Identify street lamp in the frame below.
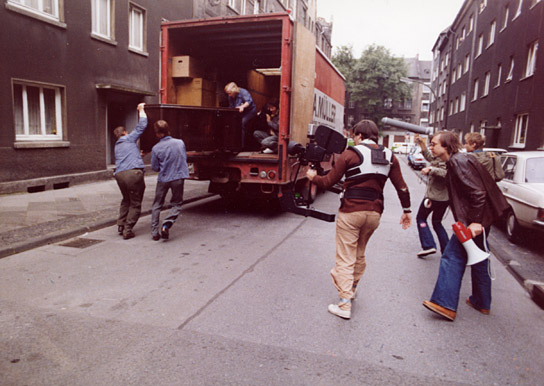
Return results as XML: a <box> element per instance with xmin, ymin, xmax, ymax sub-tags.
<box><xmin>400</xmin><ymin>77</ymin><xmax>438</xmax><ymax>101</ymax></box>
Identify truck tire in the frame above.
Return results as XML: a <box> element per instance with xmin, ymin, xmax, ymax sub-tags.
<box><xmin>505</xmin><ymin>210</ymin><xmax>521</xmax><ymax>243</ymax></box>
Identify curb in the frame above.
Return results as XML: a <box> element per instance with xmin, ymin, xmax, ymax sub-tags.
<box><xmin>0</xmin><ymin>193</ymin><xmax>216</xmax><ymax>259</ymax></box>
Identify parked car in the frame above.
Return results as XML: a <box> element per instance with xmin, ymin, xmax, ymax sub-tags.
<box><xmin>498</xmin><ymin>151</ymin><xmax>544</xmax><ymax>242</ymax></box>
<box><xmin>407</xmin><ymin>147</ymin><xmax>427</xmax><ymax>170</ymax></box>
<box><xmin>391</xmin><ymin>142</ymin><xmax>412</xmax><ymax>154</ymax></box>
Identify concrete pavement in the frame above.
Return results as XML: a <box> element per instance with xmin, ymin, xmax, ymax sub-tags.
<box><xmin>0</xmin><ymin>173</ymin><xmax>212</xmax><ymax>259</ymax></box>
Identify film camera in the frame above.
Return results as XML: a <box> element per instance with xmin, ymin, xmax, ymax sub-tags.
<box><xmin>280</xmin><ymin>125</ymin><xmax>347</xmax><ymax>222</ymax></box>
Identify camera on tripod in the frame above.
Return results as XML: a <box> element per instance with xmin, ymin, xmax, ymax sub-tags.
<box><xmin>280</xmin><ymin>125</ymin><xmax>347</xmax><ymax>222</ymax></box>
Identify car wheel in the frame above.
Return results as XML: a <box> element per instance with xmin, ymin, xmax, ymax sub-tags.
<box><xmin>505</xmin><ymin>210</ymin><xmax>521</xmax><ymax>243</ymax></box>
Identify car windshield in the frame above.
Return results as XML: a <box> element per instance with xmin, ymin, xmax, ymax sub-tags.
<box><xmin>525</xmin><ymin>157</ymin><xmax>544</xmax><ymax>183</ymax></box>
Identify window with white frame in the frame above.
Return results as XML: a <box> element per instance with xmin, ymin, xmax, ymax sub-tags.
<box><xmin>454</xmin><ymin>97</ymin><xmax>459</xmax><ymax>114</ymax></box>
<box><xmin>92</xmin><ymin>0</ymin><xmax>114</xmax><ymax>39</ymax></box>
<box><xmin>496</xmin><ymin>64</ymin><xmax>502</xmax><ymax>86</ymax></box>
<box><xmin>464</xmin><ymin>54</ymin><xmax>470</xmax><ymax>73</ymax></box>
<box><xmin>525</xmin><ymin>40</ymin><xmax>538</xmax><ymax>77</ymax></box>
<box><xmin>480</xmin><ymin>120</ymin><xmax>487</xmax><ymax>134</ymax></box>
<box><xmin>452</xmin><ymin>67</ymin><xmax>456</xmax><ymax>84</ymax></box>
<box><xmin>422</xmin><ymin>101</ymin><xmax>429</xmax><ymax>112</ymax></box>
<box><xmin>514</xmin><ymin>0</ymin><xmax>523</xmax><ymax>18</ymax></box>
<box><xmin>483</xmin><ymin>72</ymin><xmax>491</xmax><ymax>96</ymax></box>
<box><xmin>480</xmin><ymin>0</ymin><xmax>487</xmax><ymax>12</ymax></box>
<box><xmin>460</xmin><ymin>92</ymin><xmax>466</xmax><ymax>111</ymax></box>
<box><xmin>502</xmin><ymin>4</ymin><xmax>509</xmax><ymax>30</ymax></box>
<box><xmin>457</xmin><ymin>63</ymin><xmax>462</xmax><ymax>80</ymax></box>
<box><xmin>469</xmin><ymin>15</ymin><xmax>474</xmax><ymax>32</ymax></box>
<box><xmin>449</xmin><ymin>101</ymin><xmax>453</xmax><ymax>116</ymax></box>
<box><xmin>506</xmin><ymin>57</ymin><xmax>515</xmax><ymax>81</ymax></box>
<box><xmin>13</xmin><ymin>80</ymin><xmax>64</xmax><ymax>141</ymax></box>
<box><xmin>530</xmin><ymin>0</ymin><xmax>542</xmax><ymax>7</ymax></box>
<box><xmin>477</xmin><ymin>34</ymin><xmax>484</xmax><ymax>56</ymax></box>
<box><xmin>440</xmin><ymin>107</ymin><xmax>445</xmax><ymax>120</ymax></box>
<box><xmin>472</xmin><ymin>78</ymin><xmax>479</xmax><ymax>100</ymax></box>
<box><xmin>488</xmin><ymin>20</ymin><xmax>496</xmax><ymax>46</ymax></box>
<box><xmin>129</xmin><ymin>4</ymin><xmax>146</xmax><ymax>52</ymax></box>
<box><xmin>254</xmin><ymin>0</ymin><xmax>260</xmax><ymax>14</ymax></box>
<box><xmin>513</xmin><ymin>113</ymin><xmax>528</xmax><ymax>146</ymax></box>
<box><xmin>7</xmin><ymin>0</ymin><xmax>61</xmax><ymax>21</ymax></box>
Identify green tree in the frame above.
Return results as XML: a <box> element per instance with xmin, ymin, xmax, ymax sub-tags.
<box><xmin>332</xmin><ymin>44</ymin><xmax>356</xmax><ymax>83</ymax></box>
<box><xmin>333</xmin><ymin>44</ymin><xmax>411</xmax><ymax>126</ymax></box>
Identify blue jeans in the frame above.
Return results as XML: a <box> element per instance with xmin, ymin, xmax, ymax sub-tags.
<box><xmin>151</xmin><ymin>178</ymin><xmax>184</xmax><ymax>236</ymax></box>
<box><xmin>241</xmin><ymin>108</ymin><xmax>257</xmax><ymax>148</ymax></box>
<box><xmin>416</xmin><ymin>198</ymin><xmax>449</xmax><ymax>252</ymax></box>
<box><xmin>429</xmin><ymin>229</ymin><xmax>491</xmax><ymax>311</ymax></box>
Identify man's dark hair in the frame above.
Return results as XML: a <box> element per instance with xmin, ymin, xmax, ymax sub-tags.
<box><xmin>113</xmin><ymin>126</ymin><xmax>126</xmax><ymax>140</ymax></box>
<box><xmin>353</xmin><ymin>120</ymin><xmax>379</xmax><ymax>142</ymax></box>
<box><xmin>435</xmin><ymin>130</ymin><xmax>462</xmax><ymax>155</ymax></box>
<box><xmin>154</xmin><ymin>120</ymin><xmax>170</xmax><ymax>137</ymax></box>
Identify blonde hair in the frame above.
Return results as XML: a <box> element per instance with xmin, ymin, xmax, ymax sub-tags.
<box><xmin>224</xmin><ymin>82</ymin><xmax>240</xmax><ymax>94</ymax></box>
<box><xmin>464</xmin><ymin>132</ymin><xmax>485</xmax><ymax>149</ymax></box>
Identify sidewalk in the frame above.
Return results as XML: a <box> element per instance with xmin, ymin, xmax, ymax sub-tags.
<box><xmin>0</xmin><ymin>174</ymin><xmax>212</xmax><ymax>259</ymax></box>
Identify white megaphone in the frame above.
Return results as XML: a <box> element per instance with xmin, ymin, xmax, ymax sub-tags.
<box><xmin>452</xmin><ymin>221</ymin><xmax>489</xmax><ymax>266</ymax></box>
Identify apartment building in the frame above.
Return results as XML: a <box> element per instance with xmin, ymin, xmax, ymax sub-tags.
<box><xmin>1</xmin><ymin>0</ymin><xmax>329</xmax><ymax>193</ymax></box>
<box><xmin>430</xmin><ymin>0</ymin><xmax>544</xmax><ymax>150</ymax></box>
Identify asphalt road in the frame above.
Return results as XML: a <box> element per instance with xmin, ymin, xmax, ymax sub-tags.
<box><xmin>1</xmin><ymin>161</ymin><xmax>543</xmax><ymax>385</ymax></box>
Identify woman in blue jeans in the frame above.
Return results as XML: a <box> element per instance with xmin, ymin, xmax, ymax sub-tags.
<box><xmin>414</xmin><ymin>135</ymin><xmax>449</xmax><ymax>257</ymax></box>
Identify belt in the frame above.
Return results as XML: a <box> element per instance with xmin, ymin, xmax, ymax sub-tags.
<box><xmin>343</xmin><ymin>187</ymin><xmax>384</xmax><ymax>201</ymax></box>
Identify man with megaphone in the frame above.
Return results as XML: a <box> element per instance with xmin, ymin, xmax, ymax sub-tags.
<box><xmin>422</xmin><ymin>131</ymin><xmax>508</xmax><ymax>321</ymax></box>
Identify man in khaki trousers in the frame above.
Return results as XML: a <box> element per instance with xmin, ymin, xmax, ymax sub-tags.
<box><xmin>307</xmin><ymin>120</ymin><xmax>412</xmax><ymax>319</ymax></box>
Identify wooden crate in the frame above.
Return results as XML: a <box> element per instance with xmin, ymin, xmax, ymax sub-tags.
<box><xmin>176</xmin><ymin>78</ymin><xmax>216</xmax><ymax>107</ymax></box>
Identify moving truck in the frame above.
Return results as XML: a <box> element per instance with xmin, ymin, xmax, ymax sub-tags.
<box><xmin>142</xmin><ymin>13</ymin><xmax>345</xmax><ymax>206</ymax></box>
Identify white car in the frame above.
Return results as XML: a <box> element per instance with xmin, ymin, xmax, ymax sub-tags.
<box><xmin>498</xmin><ymin>151</ymin><xmax>544</xmax><ymax>242</ymax></box>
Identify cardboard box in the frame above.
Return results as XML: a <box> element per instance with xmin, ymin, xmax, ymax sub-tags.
<box><xmin>171</xmin><ymin>55</ymin><xmax>201</xmax><ymax>78</ymax></box>
<box><xmin>176</xmin><ymin>78</ymin><xmax>216</xmax><ymax>107</ymax></box>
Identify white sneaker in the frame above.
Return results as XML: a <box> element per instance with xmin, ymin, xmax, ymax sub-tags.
<box><xmin>328</xmin><ymin>303</ymin><xmax>351</xmax><ymax>319</ymax></box>
<box><xmin>417</xmin><ymin>248</ymin><xmax>437</xmax><ymax>257</ymax></box>
<box><xmin>262</xmin><ymin>148</ymin><xmax>274</xmax><ymax>154</ymax></box>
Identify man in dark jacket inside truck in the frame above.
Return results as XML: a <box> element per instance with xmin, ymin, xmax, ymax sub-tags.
<box><xmin>423</xmin><ymin>131</ymin><xmax>509</xmax><ymax>322</ymax></box>
<box><xmin>253</xmin><ymin>100</ymin><xmax>280</xmax><ymax>154</ymax></box>
<box><xmin>306</xmin><ymin>120</ymin><xmax>412</xmax><ymax>320</ymax></box>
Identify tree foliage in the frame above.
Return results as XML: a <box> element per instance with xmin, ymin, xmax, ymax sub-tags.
<box><xmin>332</xmin><ymin>44</ymin><xmax>412</xmax><ymax>126</ymax></box>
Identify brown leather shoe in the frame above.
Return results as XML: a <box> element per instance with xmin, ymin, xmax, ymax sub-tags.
<box><xmin>123</xmin><ymin>231</ymin><xmax>135</xmax><ymax>240</ymax></box>
<box><xmin>466</xmin><ymin>298</ymin><xmax>490</xmax><ymax>315</ymax></box>
<box><xmin>423</xmin><ymin>300</ymin><xmax>456</xmax><ymax>321</ymax></box>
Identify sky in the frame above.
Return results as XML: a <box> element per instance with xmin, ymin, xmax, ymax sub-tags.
<box><xmin>316</xmin><ymin>0</ymin><xmax>466</xmax><ymax>61</ymax></box>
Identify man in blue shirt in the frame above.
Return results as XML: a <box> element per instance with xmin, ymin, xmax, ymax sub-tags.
<box><xmin>113</xmin><ymin>103</ymin><xmax>148</xmax><ymax>240</ymax></box>
<box><xmin>224</xmin><ymin>82</ymin><xmax>257</xmax><ymax>148</ymax></box>
<box><xmin>150</xmin><ymin>119</ymin><xmax>189</xmax><ymax>240</ymax></box>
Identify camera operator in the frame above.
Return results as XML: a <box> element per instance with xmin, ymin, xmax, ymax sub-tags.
<box><xmin>306</xmin><ymin>119</ymin><xmax>412</xmax><ymax>320</ymax></box>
